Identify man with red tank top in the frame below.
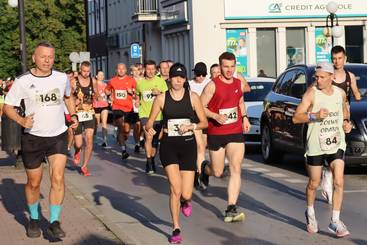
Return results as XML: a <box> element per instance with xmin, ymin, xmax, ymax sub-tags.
<box><xmin>105</xmin><ymin>63</ymin><xmax>136</xmax><ymax>160</ymax></box>
<box><xmin>199</xmin><ymin>52</ymin><xmax>250</xmax><ymax>223</ymax></box>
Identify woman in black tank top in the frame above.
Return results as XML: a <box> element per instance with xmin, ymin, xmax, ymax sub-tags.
<box><xmin>145</xmin><ymin>63</ymin><xmax>207</xmax><ymax>243</ymax></box>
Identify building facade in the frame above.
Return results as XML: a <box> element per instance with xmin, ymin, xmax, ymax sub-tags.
<box><xmin>86</xmin><ymin>0</ymin><xmax>367</xmax><ymax>79</ymax></box>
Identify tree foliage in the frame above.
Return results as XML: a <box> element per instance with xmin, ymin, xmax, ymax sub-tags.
<box><xmin>0</xmin><ymin>0</ymin><xmax>86</xmax><ymax>78</ymax></box>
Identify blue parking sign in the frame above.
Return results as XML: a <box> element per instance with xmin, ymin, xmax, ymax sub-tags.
<box><xmin>130</xmin><ymin>43</ymin><xmax>141</xmax><ymax>59</ymax></box>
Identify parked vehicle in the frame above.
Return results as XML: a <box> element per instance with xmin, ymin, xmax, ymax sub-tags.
<box><xmin>244</xmin><ymin>77</ymin><xmax>275</xmax><ymax>145</ymax></box>
<box><xmin>260</xmin><ymin>64</ymin><xmax>367</xmax><ymax>165</ymax></box>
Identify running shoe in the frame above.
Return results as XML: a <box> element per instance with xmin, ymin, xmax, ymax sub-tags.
<box><xmin>224</xmin><ymin>205</ymin><xmax>245</xmax><ymax>223</ymax></box>
<box><xmin>134</xmin><ymin>144</ymin><xmax>140</xmax><ymax>153</ymax></box>
<box><xmin>101</xmin><ymin>142</ymin><xmax>107</xmax><ymax>148</ymax></box>
<box><xmin>151</xmin><ymin>157</ymin><xmax>156</xmax><ymax>173</ymax></box>
<box><xmin>145</xmin><ymin>158</ymin><xmax>154</xmax><ymax>174</ymax></box>
<box><xmin>194</xmin><ymin>172</ymin><xmax>200</xmax><ymax>190</ymax></box>
<box><xmin>198</xmin><ymin>160</ymin><xmax>210</xmax><ymax>190</ymax></box>
<box><xmin>328</xmin><ymin>220</ymin><xmax>350</xmax><ymax>237</ymax></box>
<box><xmin>181</xmin><ymin>201</ymin><xmax>192</xmax><ymax>217</ymax></box>
<box><xmin>140</xmin><ymin>139</ymin><xmax>145</xmax><ymax>148</ymax></box>
<box><xmin>73</xmin><ymin>151</ymin><xmax>81</xmax><ymax>166</ymax></box>
<box><xmin>47</xmin><ymin>221</ymin><xmax>66</xmax><ymax>239</ymax></box>
<box><xmin>169</xmin><ymin>228</ymin><xmax>182</xmax><ymax>244</ymax></box>
<box><xmin>305</xmin><ymin>210</ymin><xmax>318</xmax><ymax>233</ymax></box>
<box><xmin>26</xmin><ymin>219</ymin><xmax>41</xmax><ymax>238</ymax></box>
<box><xmin>121</xmin><ymin>150</ymin><xmax>130</xmax><ymax>160</ymax></box>
<box><xmin>81</xmin><ymin>166</ymin><xmax>91</xmax><ymax>176</ymax></box>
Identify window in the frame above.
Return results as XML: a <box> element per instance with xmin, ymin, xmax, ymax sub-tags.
<box><xmin>276</xmin><ymin>70</ymin><xmax>295</xmax><ymax>95</ymax></box>
<box><xmin>257</xmin><ymin>28</ymin><xmax>277</xmax><ymax>78</ymax></box>
<box><xmin>288</xmin><ymin>70</ymin><xmax>306</xmax><ymax>99</ymax></box>
<box><xmin>244</xmin><ymin>82</ymin><xmax>274</xmax><ymax>102</ymax></box>
<box><xmin>286</xmin><ymin>28</ymin><xmax>306</xmax><ymax>66</ymax></box>
<box><xmin>345</xmin><ymin>26</ymin><xmax>364</xmax><ymax>63</ymax></box>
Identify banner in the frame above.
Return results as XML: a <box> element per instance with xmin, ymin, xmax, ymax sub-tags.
<box><xmin>226</xmin><ymin>29</ymin><xmax>248</xmax><ymax>77</ymax></box>
<box><xmin>315</xmin><ymin>27</ymin><xmax>332</xmax><ymax>63</ymax></box>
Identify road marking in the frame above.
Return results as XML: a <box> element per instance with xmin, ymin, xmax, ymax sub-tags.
<box><xmin>344</xmin><ymin>190</ymin><xmax>367</xmax><ymax>193</ymax></box>
<box><xmin>283</xmin><ymin>178</ymin><xmax>307</xmax><ymax>184</ymax></box>
<box><xmin>264</xmin><ymin>172</ymin><xmax>288</xmax><ymax>178</ymax></box>
<box><xmin>248</xmin><ymin>167</ymin><xmax>270</xmax><ymax>172</ymax></box>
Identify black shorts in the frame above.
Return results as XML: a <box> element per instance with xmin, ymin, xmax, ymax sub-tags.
<box><xmin>74</xmin><ymin>117</ymin><xmax>96</xmax><ymax>135</ymax></box>
<box><xmin>307</xmin><ymin>149</ymin><xmax>345</xmax><ymax>167</ymax></box>
<box><xmin>140</xmin><ymin>118</ymin><xmax>162</xmax><ymax>148</ymax></box>
<box><xmin>160</xmin><ymin>134</ymin><xmax>197</xmax><ymax>171</ymax></box>
<box><xmin>130</xmin><ymin>112</ymin><xmax>140</xmax><ymax>124</ymax></box>
<box><xmin>207</xmin><ymin>133</ymin><xmax>244</xmax><ymax>151</ymax></box>
<box><xmin>94</xmin><ymin>106</ymin><xmax>109</xmax><ymax>114</ymax></box>
<box><xmin>113</xmin><ymin>110</ymin><xmax>134</xmax><ymax>124</ymax></box>
<box><xmin>21</xmin><ymin>131</ymin><xmax>68</xmax><ymax>169</ymax></box>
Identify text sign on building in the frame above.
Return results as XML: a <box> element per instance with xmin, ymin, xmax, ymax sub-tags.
<box><xmin>160</xmin><ymin>2</ymin><xmax>188</xmax><ymax>26</ymax></box>
<box><xmin>130</xmin><ymin>43</ymin><xmax>141</xmax><ymax>59</ymax></box>
<box><xmin>225</xmin><ymin>0</ymin><xmax>367</xmax><ymax>19</ymax></box>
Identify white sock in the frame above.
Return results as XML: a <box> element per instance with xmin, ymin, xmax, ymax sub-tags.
<box><xmin>121</xmin><ymin>145</ymin><xmax>126</xmax><ymax>151</ymax></box>
<box><xmin>307</xmin><ymin>206</ymin><xmax>315</xmax><ymax>216</ymax></box>
<box><xmin>332</xmin><ymin>210</ymin><xmax>340</xmax><ymax>222</ymax></box>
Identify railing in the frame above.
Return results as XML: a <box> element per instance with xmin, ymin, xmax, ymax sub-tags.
<box><xmin>134</xmin><ymin>0</ymin><xmax>159</xmax><ymax>14</ymax></box>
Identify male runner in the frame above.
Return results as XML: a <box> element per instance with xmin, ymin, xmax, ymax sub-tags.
<box><xmin>4</xmin><ymin>41</ymin><xmax>78</xmax><ymax>238</ymax></box>
<box><xmin>105</xmin><ymin>63</ymin><xmax>136</xmax><ymax>159</ymax></box>
<box><xmin>199</xmin><ymin>52</ymin><xmax>251</xmax><ymax>222</ymax></box>
<box><xmin>293</xmin><ymin>61</ymin><xmax>352</xmax><ymax>237</ymax></box>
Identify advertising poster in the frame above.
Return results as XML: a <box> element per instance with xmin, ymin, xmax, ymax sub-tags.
<box><xmin>287</xmin><ymin>47</ymin><xmax>305</xmax><ymax>67</ymax></box>
<box><xmin>315</xmin><ymin>27</ymin><xmax>332</xmax><ymax>63</ymax></box>
<box><xmin>226</xmin><ymin>29</ymin><xmax>248</xmax><ymax>76</ymax></box>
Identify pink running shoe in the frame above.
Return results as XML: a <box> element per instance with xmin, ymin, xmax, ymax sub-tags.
<box><xmin>73</xmin><ymin>151</ymin><xmax>81</xmax><ymax>165</ymax></box>
<box><xmin>181</xmin><ymin>201</ymin><xmax>192</xmax><ymax>217</ymax></box>
<box><xmin>81</xmin><ymin>166</ymin><xmax>91</xmax><ymax>176</ymax></box>
<box><xmin>169</xmin><ymin>229</ymin><xmax>182</xmax><ymax>244</ymax></box>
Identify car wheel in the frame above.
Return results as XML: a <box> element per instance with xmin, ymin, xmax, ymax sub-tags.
<box><xmin>261</xmin><ymin>124</ymin><xmax>283</xmax><ymax>164</ymax></box>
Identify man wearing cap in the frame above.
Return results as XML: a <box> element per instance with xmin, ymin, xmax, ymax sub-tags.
<box><xmin>293</xmin><ymin>61</ymin><xmax>352</xmax><ymax>237</ymax></box>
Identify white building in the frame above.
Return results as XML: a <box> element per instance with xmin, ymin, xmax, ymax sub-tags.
<box><xmin>87</xmin><ymin>0</ymin><xmax>367</xmax><ymax>78</ymax></box>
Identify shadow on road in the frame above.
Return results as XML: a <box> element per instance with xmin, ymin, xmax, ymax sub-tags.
<box><xmin>73</xmin><ymin>234</ymin><xmax>122</xmax><ymax>245</ymax></box>
<box><xmin>92</xmin><ymin>184</ymin><xmax>171</xmax><ymax>238</ymax></box>
<box><xmin>208</xmin><ymin>227</ymin><xmax>277</xmax><ymax>245</ymax></box>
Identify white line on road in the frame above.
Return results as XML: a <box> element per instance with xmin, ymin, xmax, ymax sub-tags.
<box><xmin>344</xmin><ymin>190</ymin><xmax>367</xmax><ymax>193</ymax></box>
<box><xmin>264</xmin><ymin>172</ymin><xmax>288</xmax><ymax>178</ymax></box>
<box><xmin>248</xmin><ymin>167</ymin><xmax>270</xmax><ymax>173</ymax></box>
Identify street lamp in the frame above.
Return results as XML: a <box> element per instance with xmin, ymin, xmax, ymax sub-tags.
<box><xmin>323</xmin><ymin>1</ymin><xmax>343</xmax><ymax>45</ymax></box>
<box><xmin>8</xmin><ymin>0</ymin><xmax>27</xmax><ymax>74</ymax></box>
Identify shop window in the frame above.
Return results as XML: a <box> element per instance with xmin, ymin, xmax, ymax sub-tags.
<box><xmin>257</xmin><ymin>28</ymin><xmax>276</xmax><ymax>78</ymax></box>
<box><xmin>345</xmin><ymin>26</ymin><xmax>364</xmax><ymax>63</ymax></box>
<box><xmin>286</xmin><ymin>28</ymin><xmax>306</xmax><ymax>67</ymax></box>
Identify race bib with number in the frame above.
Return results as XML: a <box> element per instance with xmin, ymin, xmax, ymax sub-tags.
<box><xmin>142</xmin><ymin>91</ymin><xmax>155</xmax><ymax>102</ymax></box>
<box><xmin>219</xmin><ymin>107</ymin><xmax>238</xmax><ymax>125</ymax></box>
<box><xmin>115</xmin><ymin>90</ymin><xmax>127</xmax><ymax>100</ymax></box>
<box><xmin>35</xmin><ymin>88</ymin><xmax>61</xmax><ymax>107</ymax></box>
<box><xmin>167</xmin><ymin>118</ymin><xmax>193</xmax><ymax>137</ymax></box>
<box><xmin>319</xmin><ymin>130</ymin><xmax>341</xmax><ymax>151</ymax></box>
<box><xmin>77</xmin><ymin>111</ymin><xmax>94</xmax><ymax>122</ymax></box>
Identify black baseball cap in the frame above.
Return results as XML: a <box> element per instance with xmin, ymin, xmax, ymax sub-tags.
<box><xmin>169</xmin><ymin>63</ymin><xmax>187</xmax><ymax>78</ymax></box>
<box><xmin>192</xmin><ymin>62</ymin><xmax>207</xmax><ymax>76</ymax></box>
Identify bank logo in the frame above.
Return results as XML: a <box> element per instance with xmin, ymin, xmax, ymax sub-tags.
<box><xmin>268</xmin><ymin>3</ymin><xmax>282</xmax><ymax>13</ymax></box>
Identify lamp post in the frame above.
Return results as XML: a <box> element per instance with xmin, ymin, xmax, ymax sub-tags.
<box><xmin>324</xmin><ymin>1</ymin><xmax>343</xmax><ymax>46</ymax></box>
<box><xmin>8</xmin><ymin>0</ymin><xmax>27</xmax><ymax>73</ymax></box>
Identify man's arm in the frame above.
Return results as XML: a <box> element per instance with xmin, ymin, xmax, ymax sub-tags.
<box><xmin>237</xmin><ymin>72</ymin><xmax>251</xmax><ymax>93</ymax></box>
<box><xmin>292</xmin><ymin>87</ymin><xmax>315</xmax><ymax>124</ymax></box>
<box><xmin>341</xmin><ymin>90</ymin><xmax>352</xmax><ymax>133</ymax></box>
<box><xmin>349</xmin><ymin>72</ymin><xmax>361</xmax><ymax>101</ymax></box>
<box><xmin>3</xmin><ymin>104</ymin><xmax>33</xmax><ymax>128</ymax></box>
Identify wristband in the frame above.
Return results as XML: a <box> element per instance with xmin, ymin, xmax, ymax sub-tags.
<box><xmin>242</xmin><ymin>115</ymin><xmax>248</xmax><ymax>120</ymax></box>
<box><xmin>70</xmin><ymin>114</ymin><xmax>78</xmax><ymax>120</ymax></box>
<box><xmin>343</xmin><ymin>119</ymin><xmax>350</xmax><ymax>123</ymax></box>
<box><xmin>192</xmin><ymin>123</ymin><xmax>197</xmax><ymax>130</ymax></box>
<box><xmin>308</xmin><ymin>112</ymin><xmax>317</xmax><ymax>122</ymax></box>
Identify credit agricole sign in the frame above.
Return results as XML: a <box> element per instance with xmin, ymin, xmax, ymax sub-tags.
<box><xmin>224</xmin><ymin>0</ymin><xmax>367</xmax><ymax>19</ymax></box>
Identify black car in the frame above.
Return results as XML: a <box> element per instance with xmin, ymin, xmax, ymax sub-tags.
<box><xmin>260</xmin><ymin>63</ymin><xmax>367</xmax><ymax>165</ymax></box>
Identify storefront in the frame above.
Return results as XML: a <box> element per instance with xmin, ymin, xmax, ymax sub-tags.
<box><xmin>221</xmin><ymin>0</ymin><xmax>367</xmax><ymax>77</ymax></box>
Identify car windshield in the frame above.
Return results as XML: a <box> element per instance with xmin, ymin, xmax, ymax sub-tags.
<box><xmin>244</xmin><ymin>82</ymin><xmax>273</xmax><ymax>102</ymax></box>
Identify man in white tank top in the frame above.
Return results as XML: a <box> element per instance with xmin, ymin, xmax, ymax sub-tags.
<box><xmin>293</xmin><ymin>62</ymin><xmax>352</xmax><ymax>237</ymax></box>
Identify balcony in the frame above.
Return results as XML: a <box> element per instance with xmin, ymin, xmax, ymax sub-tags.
<box><xmin>132</xmin><ymin>0</ymin><xmax>159</xmax><ymax>22</ymax></box>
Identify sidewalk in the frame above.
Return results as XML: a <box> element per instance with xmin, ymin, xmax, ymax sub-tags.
<box><xmin>0</xmin><ymin>152</ymin><xmax>122</xmax><ymax>245</ymax></box>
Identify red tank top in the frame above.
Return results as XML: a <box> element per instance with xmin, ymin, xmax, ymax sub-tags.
<box><xmin>207</xmin><ymin>76</ymin><xmax>243</xmax><ymax>135</ymax></box>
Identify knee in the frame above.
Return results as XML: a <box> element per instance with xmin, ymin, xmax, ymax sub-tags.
<box><xmin>333</xmin><ymin>177</ymin><xmax>344</xmax><ymax>190</ymax></box>
<box><xmin>27</xmin><ymin>179</ymin><xmax>41</xmax><ymax>190</ymax></box>
<box><xmin>170</xmin><ymin>186</ymin><xmax>182</xmax><ymax>200</ymax></box>
<box><xmin>307</xmin><ymin>179</ymin><xmax>320</xmax><ymax>191</ymax></box>
<box><xmin>213</xmin><ymin>169</ymin><xmax>223</xmax><ymax>178</ymax></box>
<box><xmin>51</xmin><ymin>173</ymin><xmax>64</xmax><ymax>186</ymax></box>
<box><xmin>181</xmin><ymin>192</ymin><xmax>192</xmax><ymax>201</ymax></box>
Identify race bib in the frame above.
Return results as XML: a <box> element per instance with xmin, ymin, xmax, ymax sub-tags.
<box><xmin>319</xmin><ymin>130</ymin><xmax>341</xmax><ymax>151</ymax></box>
<box><xmin>35</xmin><ymin>88</ymin><xmax>61</xmax><ymax>107</ymax></box>
<box><xmin>167</xmin><ymin>118</ymin><xmax>193</xmax><ymax>137</ymax></box>
<box><xmin>142</xmin><ymin>91</ymin><xmax>155</xmax><ymax>102</ymax></box>
<box><xmin>219</xmin><ymin>107</ymin><xmax>238</xmax><ymax>125</ymax></box>
<box><xmin>115</xmin><ymin>90</ymin><xmax>127</xmax><ymax>100</ymax></box>
<box><xmin>77</xmin><ymin>111</ymin><xmax>94</xmax><ymax>122</ymax></box>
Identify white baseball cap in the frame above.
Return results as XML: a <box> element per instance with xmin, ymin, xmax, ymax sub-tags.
<box><xmin>315</xmin><ymin>61</ymin><xmax>334</xmax><ymax>74</ymax></box>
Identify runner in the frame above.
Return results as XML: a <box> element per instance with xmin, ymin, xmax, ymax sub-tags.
<box><xmin>145</xmin><ymin>63</ymin><xmax>207</xmax><ymax>243</ymax></box>
<box><xmin>320</xmin><ymin>45</ymin><xmax>361</xmax><ymax>204</ymax></box>
<box><xmin>199</xmin><ymin>52</ymin><xmax>251</xmax><ymax>222</ymax></box>
<box><xmin>130</xmin><ymin>64</ymin><xmax>144</xmax><ymax>152</ymax></box>
<box><xmin>65</xmin><ymin>70</ymin><xmax>75</xmax><ymax>151</ymax></box>
<box><xmin>72</xmin><ymin>61</ymin><xmax>96</xmax><ymax>176</ymax></box>
<box><xmin>136</xmin><ymin>60</ymin><xmax>168</xmax><ymax>174</ymax></box>
<box><xmin>93</xmin><ymin>70</ymin><xmax>109</xmax><ymax>147</ymax></box>
<box><xmin>3</xmin><ymin>41</ymin><xmax>78</xmax><ymax>238</ymax></box>
<box><xmin>209</xmin><ymin>63</ymin><xmax>220</xmax><ymax>79</ymax></box>
<box><xmin>292</xmin><ymin>61</ymin><xmax>352</xmax><ymax>237</ymax></box>
<box><xmin>159</xmin><ymin>60</ymin><xmax>170</xmax><ymax>88</ymax></box>
<box><xmin>105</xmin><ymin>63</ymin><xmax>136</xmax><ymax>159</ymax></box>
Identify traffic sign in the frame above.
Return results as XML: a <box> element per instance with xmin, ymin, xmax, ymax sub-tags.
<box><xmin>130</xmin><ymin>43</ymin><xmax>141</xmax><ymax>59</ymax></box>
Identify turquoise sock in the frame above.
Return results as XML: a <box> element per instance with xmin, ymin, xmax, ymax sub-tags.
<box><xmin>50</xmin><ymin>205</ymin><xmax>62</xmax><ymax>223</ymax></box>
<box><xmin>28</xmin><ymin>202</ymin><xmax>39</xmax><ymax>220</ymax></box>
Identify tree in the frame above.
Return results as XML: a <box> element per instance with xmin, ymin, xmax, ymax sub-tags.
<box><xmin>0</xmin><ymin>0</ymin><xmax>86</xmax><ymax>78</ymax></box>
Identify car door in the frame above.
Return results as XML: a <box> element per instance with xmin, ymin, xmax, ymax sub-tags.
<box><xmin>283</xmin><ymin>69</ymin><xmax>308</xmax><ymax>152</ymax></box>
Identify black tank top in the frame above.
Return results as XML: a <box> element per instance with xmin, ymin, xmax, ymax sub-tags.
<box><xmin>332</xmin><ymin>69</ymin><xmax>351</xmax><ymax>101</ymax></box>
<box><xmin>74</xmin><ymin>77</ymin><xmax>94</xmax><ymax>104</ymax></box>
<box><xmin>162</xmin><ymin>88</ymin><xmax>195</xmax><ymax>128</ymax></box>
